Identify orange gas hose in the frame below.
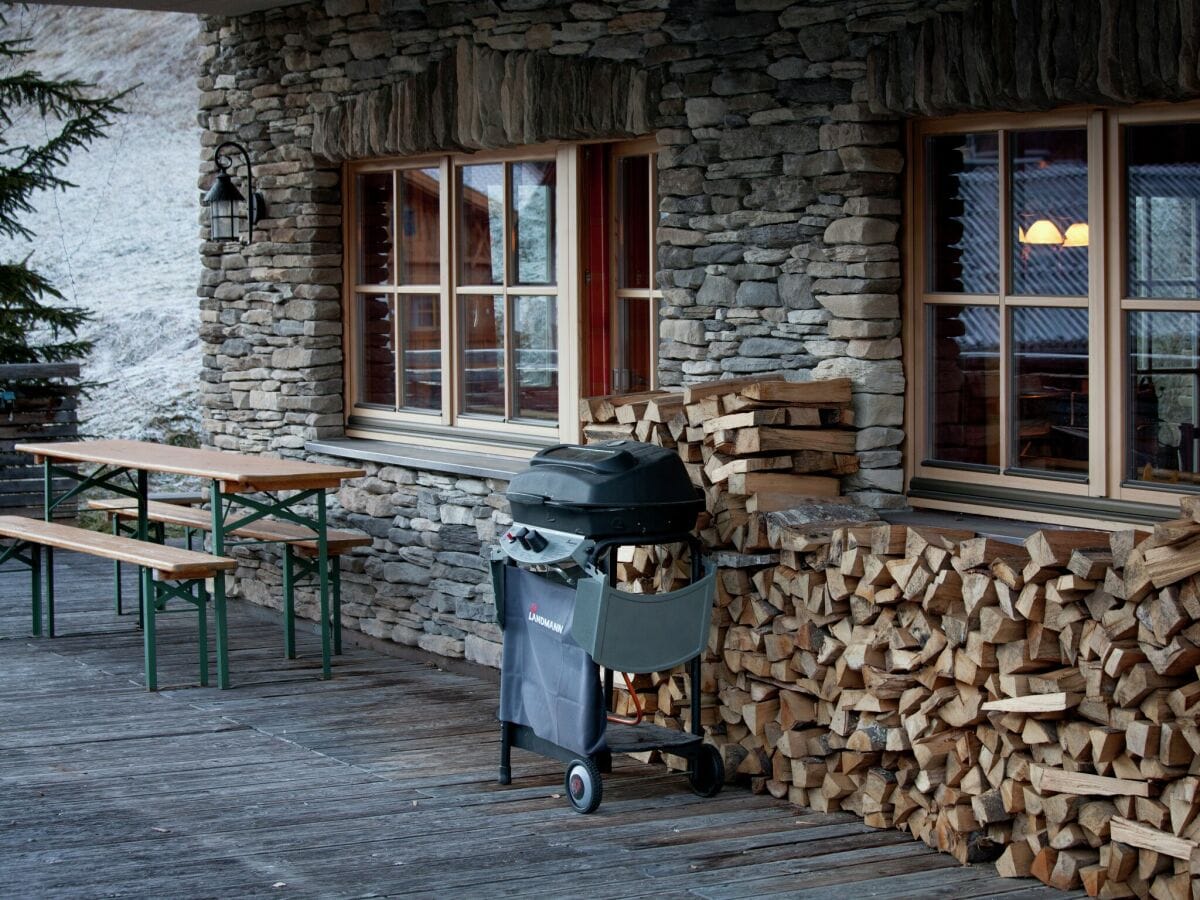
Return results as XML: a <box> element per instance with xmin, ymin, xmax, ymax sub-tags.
<box><xmin>607</xmin><ymin>671</ymin><xmax>644</xmax><ymax>726</ymax></box>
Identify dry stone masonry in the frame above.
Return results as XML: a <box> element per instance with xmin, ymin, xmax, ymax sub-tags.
<box><xmin>195</xmin><ymin>0</ymin><xmax>1166</xmax><ymax>676</ymax></box>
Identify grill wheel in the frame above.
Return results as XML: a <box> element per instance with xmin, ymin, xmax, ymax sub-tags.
<box><xmin>565</xmin><ymin>758</ymin><xmax>602</xmax><ymax>814</ymax></box>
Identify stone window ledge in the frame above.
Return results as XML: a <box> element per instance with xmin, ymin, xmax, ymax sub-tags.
<box><xmin>306</xmin><ymin>438</ymin><xmax>528</xmax><ymax>482</ymax></box>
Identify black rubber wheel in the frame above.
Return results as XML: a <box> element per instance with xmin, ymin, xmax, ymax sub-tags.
<box><xmin>687</xmin><ymin>744</ymin><xmax>725</xmax><ymax>798</ymax></box>
<box><xmin>565</xmin><ymin>758</ymin><xmax>602</xmax><ymax>814</ymax></box>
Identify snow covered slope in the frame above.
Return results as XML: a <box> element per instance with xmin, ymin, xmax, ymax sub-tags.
<box><xmin>0</xmin><ymin>7</ymin><xmax>202</xmax><ymax>445</ymax></box>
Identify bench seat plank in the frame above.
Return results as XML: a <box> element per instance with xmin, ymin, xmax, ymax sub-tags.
<box><xmin>0</xmin><ymin>515</ymin><xmax>237</xmax><ymax>580</ymax></box>
<box><xmin>86</xmin><ymin>499</ymin><xmax>371</xmax><ymax>555</ymax></box>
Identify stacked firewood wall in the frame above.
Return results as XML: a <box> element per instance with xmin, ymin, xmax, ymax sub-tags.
<box><xmin>581</xmin><ymin>378</ymin><xmax>1200</xmax><ymax>899</ymax></box>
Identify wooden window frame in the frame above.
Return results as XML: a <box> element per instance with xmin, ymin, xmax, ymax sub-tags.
<box><xmin>906</xmin><ymin>103</ymin><xmax>1200</xmax><ymax>524</ymax></box>
<box><xmin>342</xmin><ymin>145</ymin><xmax>580</xmax><ymax>456</ymax></box>
<box><xmin>609</xmin><ymin>138</ymin><xmax>662</xmax><ymax>393</ymax></box>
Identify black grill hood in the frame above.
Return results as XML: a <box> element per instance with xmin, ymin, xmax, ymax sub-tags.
<box><xmin>506</xmin><ymin>441</ymin><xmax>703</xmax><ymax>537</ymax></box>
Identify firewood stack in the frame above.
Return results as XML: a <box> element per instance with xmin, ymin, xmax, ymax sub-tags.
<box><xmin>581</xmin><ymin>377</ymin><xmax>859</xmax><ymax>748</ymax></box>
<box><xmin>693</xmin><ymin>506</ymin><xmax>1200</xmax><ymax>897</ymax></box>
<box><xmin>577</xmin><ymin>377</ymin><xmax>1200</xmax><ymax>899</ymax></box>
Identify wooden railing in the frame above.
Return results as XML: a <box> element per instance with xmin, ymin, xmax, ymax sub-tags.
<box><xmin>0</xmin><ymin>363</ymin><xmax>81</xmax><ymax>517</ymax></box>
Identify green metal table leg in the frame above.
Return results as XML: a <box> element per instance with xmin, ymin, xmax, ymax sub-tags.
<box><xmin>332</xmin><ymin>557</ymin><xmax>342</xmax><ymax>656</ymax></box>
<box><xmin>197</xmin><ymin>582</ymin><xmax>209</xmax><ymax>687</ymax></box>
<box><xmin>211</xmin><ymin>481</ymin><xmax>230</xmax><ymax>689</ymax></box>
<box><xmin>142</xmin><ymin>568</ymin><xmax>157</xmax><ymax>691</ymax></box>
<box><xmin>112</xmin><ymin>514</ymin><xmax>124</xmax><ymax>616</ymax></box>
<box><xmin>283</xmin><ymin>543</ymin><xmax>296</xmax><ymax>660</ymax></box>
<box><xmin>185</xmin><ymin>527</ymin><xmax>194</xmax><ymax>551</ymax></box>
<box><xmin>316</xmin><ymin>488</ymin><xmax>331</xmax><ymax>680</ymax></box>
<box><xmin>45</xmin><ymin>546</ymin><xmax>55</xmax><ymax>638</ymax></box>
<box><xmin>31</xmin><ymin>544</ymin><xmax>41</xmax><ymax>637</ymax></box>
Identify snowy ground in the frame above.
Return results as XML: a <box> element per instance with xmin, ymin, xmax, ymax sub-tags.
<box><xmin>0</xmin><ymin>7</ymin><xmax>203</xmax><ymax>446</ymax></box>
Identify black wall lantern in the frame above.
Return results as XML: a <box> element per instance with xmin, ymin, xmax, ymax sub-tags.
<box><xmin>203</xmin><ymin>141</ymin><xmax>266</xmax><ymax>243</ymax></box>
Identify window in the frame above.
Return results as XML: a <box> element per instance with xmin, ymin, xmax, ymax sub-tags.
<box><xmin>579</xmin><ymin>140</ymin><xmax>662</xmax><ymax>398</ymax></box>
<box><xmin>344</xmin><ymin>147</ymin><xmax>578</xmax><ymax>452</ymax></box>
<box><xmin>910</xmin><ymin>106</ymin><xmax>1200</xmax><ymax>519</ymax></box>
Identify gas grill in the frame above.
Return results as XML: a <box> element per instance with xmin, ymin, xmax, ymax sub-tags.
<box><xmin>492</xmin><ymin>440</ymin><xmax>723</xmax><ymax>814</ymax></box>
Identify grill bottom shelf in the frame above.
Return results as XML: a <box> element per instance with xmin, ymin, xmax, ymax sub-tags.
<box><xmin>605</xmin><ymin>721</ymin><xmax>703</xmax><ymax>755</ymax></box>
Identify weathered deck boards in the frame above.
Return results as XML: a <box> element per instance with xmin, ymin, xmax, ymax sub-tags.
<box><xmin>0</xmin><ymin>551</ymin><xmax>1079</xmax><ymax>899</ymax></box>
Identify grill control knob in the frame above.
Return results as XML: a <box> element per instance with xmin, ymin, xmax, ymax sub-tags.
<box><xmin>525</xmin><ymin>530</ymin><xmax>548</xmax><ymax>553</ymax></box>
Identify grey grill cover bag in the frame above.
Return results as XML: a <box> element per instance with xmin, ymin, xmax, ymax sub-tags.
<box><xmin>499</xmin><ymin>566</ymin><xmax>606</xmax><ymax>756</ymax></box>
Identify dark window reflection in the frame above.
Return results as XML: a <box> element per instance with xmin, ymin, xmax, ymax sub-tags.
<box><xmin>400</xmin><ymin>294</ymin><xmax>440</xmax><ymax>412</ymax></box>
<box><xmin>927</xmin><ymin>133</ymin><xmax>999</xmax><ymax>294</ymax></box>
<box><xmin>512</xmin><ymin>161</ymin><xmax>556</xmax><ymax>285</ymax></box>
<box><xmin>461</xmin><ymin>294</ymin><xmax>505</xmax><ymax>416</ymax></box>
<box><xmin>1129</xmin><ymin>311</ymin><xmax>1200</xmax><ymax>488</ymax></box>
<box><xmin>618</xmin><ymin>155</ymin><xmax>651</xmax><ymax>290</ymax></box>
<box><xmin>928</xmin><ymin>305</ymin><xmax>1000</xmax><ymax>466</ymax></box>
<box><xmin>1011</xmin><ymin>129</ymin><xmax>1088</xmax><ymax>297</ymax></box>
<box><xmin>1011</xmin><ymin>307</ymin><xmax>1089</xmax><ymax>476</ymax></box>
<box><xmin>1127</xmin><ymin>124</ymin><xmax>1200</xmax><ymax>299</ymax></box>
<box><xmin>512</xmin><ymin>295</ymin><xmax>557</xmax><ymax>420</ymax></box>
<box><xmin>458</xmin><ymin>164</ymin><xmax>505</xmax><ymax>286</ymax></box>
<box><xmin>356</xmin><ymin>173</ymin><xmax>392</xmax><ymax>286</ymax></box>
<box><xmin>357</xmin><ymin>294</ymin><xmax>395</xmax><ymax>407</ymax></box>
<box><xmin>616</xmin><ymin>296</ymin><xmax>653</xmax><ymax>393</ymax></box>
<box><xmin>399</xmin><ymin>168</ymin><xmax>440</xmax><ymax>286</ymax></box>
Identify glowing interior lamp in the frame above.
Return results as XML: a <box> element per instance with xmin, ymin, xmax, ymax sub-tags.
<box><xmin>1062</xmin><ymin>222</ymin><xmax>1089</xmax><ymax>247</ymax></box>
<box><xmin>1020</xmin><ymin>219</ymin><xmax>1064</xmax><ymax>245</ymax></box>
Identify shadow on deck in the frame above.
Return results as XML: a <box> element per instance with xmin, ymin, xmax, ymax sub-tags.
<box><xmin>0</xmin><ymin>551</ymin><xmax>1074</xmax><ymax>899</ymax></box>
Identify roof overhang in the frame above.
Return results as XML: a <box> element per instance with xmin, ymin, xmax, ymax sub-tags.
<box><xmin>26</xmin><ymin>0</ymin><xmax>305</xmax><ymax>15</ymax></box>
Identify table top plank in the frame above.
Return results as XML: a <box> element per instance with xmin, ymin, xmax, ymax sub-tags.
<box><xmin>15</xmin><ymin>439</ymin><xmax>364</xmax><ymax>491</ymax></box>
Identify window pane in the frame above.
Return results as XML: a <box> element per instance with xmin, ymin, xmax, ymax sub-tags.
<box><xmin>1010</xmin><ymin>129</ymin><xmax>1088</xmax><ymax>296</ymax></box>
<box><xmin>926</xmin><ymin>133</ymin><xmax>999</xmax><ymax>294</ymax></box>
<box><xmin>512</xmin><ymin>160</ymin><xmax>556</xmax><ymax>285</ymax></box>
<box><xmin>1127</xmin><ymin>124</ymin><xmax>1200</xmax><ymax>299</ymax></box>
<box><xmin>399</xmin><ymin>168</ymin><xmax>440</xmax><ymax>285</ymax></box>
<box><xmin>357</xmin><ymin>294</ymin><xmax>395</xmax><ymax>407</ymax></box>
<box><xmin>1129</xmin><ymin>311</ymin><xmax>1200</xmax><ymax>488</ymax></box>
<box><xmin>1011</xmin><ymin>307</ymin><xmax>1089</xmax><ymax>476</ymax></box>
<box><xmin>461</xmin><ymin>294</ymin><xmax>504</xmax><ymax>416</ymax></box>
<box><xmin>512</xmin><ymin>295</ymin><xmax>557</xmax><ymax>421</ymax></box>
<box><xmin>928</xmin><ymin>305</ymin><xmax>999</xmax><ymax>467</ymax></box>
<box><xmin>618</xmin><ymin>155</ymin><xmax>651</xmax><ymax>290</ymax></box>
<box><xmin>616</xmin><ymin>296</ymin><xmax>653</xmax><ymax>393</ymax></box>
<box><xmin>458</xmin><ymin>164</ymin><xmax>504</xmax><ymax>286</ymax></box>
<box><xmin>356</xmin><ymin>173</ymin><xmax>392</xmax><ymax>286</ymax></box>
<box><xmin>400</xmin><ymin>294</ymin><xmax>440</xmax><ymax>412</ymax></box>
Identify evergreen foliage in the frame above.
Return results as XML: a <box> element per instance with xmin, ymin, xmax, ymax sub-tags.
<box><xmin>0</xmin><ymin>11</ymin><xmax>124</xmax><ymax>370</ymax></box>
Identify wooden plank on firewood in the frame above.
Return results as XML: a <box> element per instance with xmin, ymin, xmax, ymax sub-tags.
<box><xmin>739</xmin><ymin>378</ymin><xmax>852</xmax><ymax>405</ymax></box>
<box><xmin>731</xmin><ymin>427</ymin><xmax>856</xmax><ymax>455</ymax></box>
<box><xmin>1109</xmin><ymin>817</ymin><xmax>1197</xmax><ymax>862</ymax></box>
<box><xmin>981</xmin><ymin>692</ymin><xmax>1080</xmax><ymax>713</ymax></box>
<box><xmin>1031</xmin><ymin>766</ymin><xmax>1155</xmax><ymax>798</ymax></box>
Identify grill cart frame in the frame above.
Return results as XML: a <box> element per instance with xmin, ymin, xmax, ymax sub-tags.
<box><xmin>494</xmin><ymin>530</ymin><xmax>723</xmax><ymax>814</ymax></box>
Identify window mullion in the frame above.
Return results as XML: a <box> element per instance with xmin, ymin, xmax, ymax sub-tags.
<box><xmin>391</xmin><ymin>170</ymin><xmax>402</xmax><ymax>411</ymax></box>
<box><xmin>504</xmin><ymin>163</ymin><xmax>513</xmax><ymax>422</ymax></box>
<box><xmin>998</xmin><ymin>129</ymin><xmax>1011</xmax><ymax>472</ymax></box>
<box><xmin>1087</xmin><ymin>110</ymin><xmax>1108</xmax><ymax>496</ymax></box>
<box><xmin>442</xmin><ymin>157</ymin><xmax>454</xmax><ymax>428</ymax></box>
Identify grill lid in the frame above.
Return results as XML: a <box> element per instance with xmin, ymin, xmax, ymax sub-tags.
<box><xmin>507</xmin><ymin>440</ymin><xmax>702</xmax><ymax>537</ymax></box>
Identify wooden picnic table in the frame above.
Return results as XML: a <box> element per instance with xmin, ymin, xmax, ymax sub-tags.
<box><xmin>15</xmin><ymin>438</ymin><xmax>365</xmax><ymax>688</ymax></box>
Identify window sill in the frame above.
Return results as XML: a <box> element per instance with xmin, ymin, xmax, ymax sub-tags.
<box><xmin>306</xmin><ymin>438</ymin><xmax>530</xmax><ymax>481</ymax></box>
<box><xmin>908</xmin><ymin>476</ymin><xmax>1177</xmax><ymax>527</ymax></box>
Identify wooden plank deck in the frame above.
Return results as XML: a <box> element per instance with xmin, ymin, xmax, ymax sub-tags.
<box><xmin>0</xmin><ymin>550</ymin><xmax>1078</xmax><ymax>899</ymax></box>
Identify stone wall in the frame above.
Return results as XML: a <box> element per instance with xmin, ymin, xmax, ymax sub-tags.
<box><xmin>197</xmin><ymin>0</ymin><xmax>1200</xmax><ymax>658</ymax></box>
<box><xmin>196</xmin><ymin>0</ymin><xmax>943</xmax><ymax>653</ymax></box>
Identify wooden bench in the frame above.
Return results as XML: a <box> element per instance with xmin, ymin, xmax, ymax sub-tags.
<box><xmin>87</xmin><ymin>498</ymin><xmax>371</xmax><ymax>659</ymax></box>
<box><xmin>0</xmin><ymin>515</ymin><xmax>237</xmax><ymax>690</ymax></box>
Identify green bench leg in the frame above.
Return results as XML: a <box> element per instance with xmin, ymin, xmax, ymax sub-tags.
<box><xmin>142</xmin><ymin>568</ymin><xmax>157</xmax><ymax>691</ymax></box>
<box><xmin>332</xmin><ymin>557</ymin><xmax>342</xmax><ymax>656</ymax></box>
<box><xmin>45</xmin><ymin>546</ymin><xmax>55</xmax><ymax>638</ymax></box>
<box><xmin>197</xmin><ymin>581</ymin><xmax>209</xmax><ymax>688</ymax></box>
<box><xmin>30</xmin><ymin>543</ymin><xmax>42</xmax><ymax>637</ymax></box>
<box><xmin>112</xmin><ymin>514</ymin><xmax>125</xmax><ymax>616</ymax></box>
<box><xmin>283</xmin><ymin>544</ymin><xmax>295</xmax><ymax>660</ymax></box>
